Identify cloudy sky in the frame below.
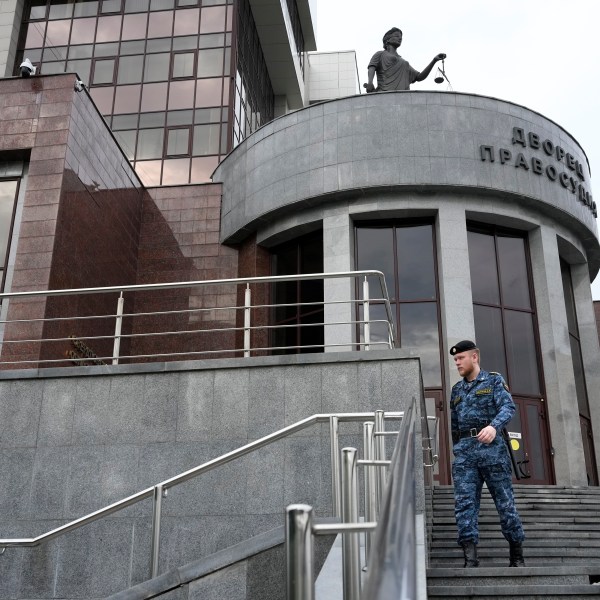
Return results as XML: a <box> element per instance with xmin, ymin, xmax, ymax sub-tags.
<box><xmin>315</xmin><ymin>0</ymin><xmax>600</xmax><ymax>298</ymax></box>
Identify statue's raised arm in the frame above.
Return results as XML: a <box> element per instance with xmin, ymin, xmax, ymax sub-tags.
<box><xmin>365</xmin><ymin>27</ymin><xmax>445</xmax><ymax>93</ymax></box>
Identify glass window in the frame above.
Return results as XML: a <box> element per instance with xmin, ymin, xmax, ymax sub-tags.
<box><xmin>497</xmin><ymin>236</ymin><xmax>531</xmax><ymax>309</ymax></box>
<box><xmin>399</xmin><ymin>303</ymin><xmax>441</xmax><ymax>387</ymax></box>
<box><xmin>124</xmin><ymin>0</ymin><xmax>150</xmax><ymax>12</ymax></box>
<box><xmin>49</xmin><ymin>2</ymin><xmax>74</xmax><ymax>20</ymax></box>
<box><xmin>570</xmin><ymin>336</ymin><xmax>589</xmax><ymax>417</ymax></box>
<box><xmin>144</xmin><ymin>53</ymin><xmax>170</xmax><ymax>82</ymax></box>
<box><xmin>135</xmin><ymin>160</ymin><xmax>162</xmax><ymax>186</ymax></box>
<box><xmin>113</xmin><ymin>84</ymin><xmax>141</xmax><ymax>113</ymax></box>
<box><xmin>92</xmin><ymin>58</ymin><xmax>115</xmax><ymax>84</ymax></box>
<box><xmin>192</xmin><ymin>124</ymin><xmax>220</xmax><ymax>155</ymax></box>
<box><xmin>195</xmin><ymin>78</ymin><xmax>223</xmax><ymax>107</ymax></box>
<box><xmin>150</xmin><ymin>0</ymin><xmax>174</xmax><ymax>8</ymax></box>
<box><xmin>146</xmin><ymin>37</ymin><xmax>171</xmax><ymax>52</ymax></box>
<box><xmin>101</xmin><ymin>0</ymin><xmax>122</xmax><ymax>13</ymax></box>
<box><xmin>147</xmin><ymin>11</ymin><xmax>173</xmax><ymax>37</ymax></box>
<box><xmin>29</xmin><ymin>1</ymin><xmax>48</xmax><ymax>20</ymax></box>
<box><xmin>112</xmin><ymin>114</ymin><xmax>139</xmax><ymax>130</ymax></box>
<box><xmin>174</xmin><ymin>8</ymin><xmax>199</xmax><ymax>36</ymax></box>
<box><xmin>89</xmin><ymin>86</ymin><xmax>114</xmax><ymax>113</ymax></box>
<box><xmin>167</xmin><ymin>110</ymin><xmax>193</xmax><ymax>126</ymax></box>
<box><xmin>25</xmin><ymin>23</ymin><xmax>45</xmax><ymax>48</ymax></box>
<box><xmin>0</xmin><ymin>180</ymin><xmax>18</xmax><ymax>268</ymax></box>
<box><xmin>473</xmin><ymin>304</ymin><xmax>508</xmax><ymax>377</ymax></box>
<box><xmin>115</xmin><ymin>55</ymin><xmax>142</xmax><ymax>84</ymax></box>
<box><xmin>74</xmin><ymin>1</ymin><xmax>99</xmax><ymax>17</ymax></box>
<box><xmin>468</xmin><ymin>230</ymin><xmax>500</xmax><ymax>305</ymax></box>
<box><xmin>120</xmin><ymin>40</ymin><xmax>145</xmax><ymax>55</ymax></box>
<box><xmin>167</xmin><ymin>128</ymin><xmax>190</xmax><ymax>155</ymax></box>
<box><xmin>139</xmin><ymin>112</ymin><xmax>165</xmax><ymax>127</ymax></box>
<box><xmin>141</xmin><ymin>83</ymin><xmax>167</xmax><ymax>112</ymax></box>
<box><xmin>198</xmin><ymin>32</ymin><xmax>225</xmax><ymax>48</ymax></box>
<box><xmin>137</xmin><ymin>128</ymin><xmax>164</xmax><ymax>159</ymax></box>
<box><xmin>197</xmin><ymin>48</ymin><xmax>223</xmax><ymax>78</ymax></box>
<box><xmin>43</xmin><ymin>45</ymin><xmax>68</xmax><ymax>61</ymax></box>
<box><xmin>70</xmin><ymin>18</ymin><xmax>96</xmax><ymax>45</ymax></box>
<box><xmin>69</xmin><ymin>44</ymin><xmax>93</xmax><ymax>59</ymax></box>
<box><xmin>173</xmin><ymin>36</ymin><xmax>198</xmax><ymax>50</ymax></box>
<box><xmin>122</xmin><ymin>13</ymin><xmax>148</xmax><ymax>40</ymax></box>
<box><xmin>195</xmin><ymin>107</ymin><xmax>222</xmax><ymax>123</ymax></box>
<box><xmin>96</xmin><ymin>15</ymin><xmax>122</xmax><ymax>42</ymax></box>
<box><xmin>561</xmin><ymin>262</ymin><xmax>578</xmax><ymax>336</ymax></box>
<box><xmin>67</xmin><ymin>59</ymin><xmax>91</xmax><ymax>82</ymax></box>
<box><xmin>355</xmin><ymin>227</ymin><xmax>395</xmax><ymax>300</ymax></box>
<box><xmin>45</xmin><ymin>20</ymin><xmax>71</xmax><ymax>45</ymax></box>
<box><xmin>504</xmin><ymin>310</ymin><xmax>540</xmax><ymax>395</ymax></box>
<box><xmin>114</xmin><ymin>130</ymin><xmax>137</xmax><ymax>160</ymax></box>
<box><xmin>94</xmin><ymin>42</ymin><xmax>118</xmax><ymax>56</ymax></box>
<box><xmin>190</xmin><ymin>156</ymin><xmax>218</xmax><ymax>182</ymax></box>
<box><xmin>168</xmin><ymin>80</ymin><xmax>195</xmax><ymax>110</ymax></box>
<box><xmin>200</xmin><ymin>6</ymin><xmax>225</xmax><ymax>33</ymax></box>
<box><xmin>172</xmin><ymin>52</ymin><xmax>195</xmax><ymax>78</ymax></box>
<box><xmin>397</xmin><ymin>225</ymin><xmax>436</xmax><ymax>301</ymax></box>
<box><xmin>162</xmin><ymin>158</ymin><xmax>190</xmax><ymax>184</ymax></box>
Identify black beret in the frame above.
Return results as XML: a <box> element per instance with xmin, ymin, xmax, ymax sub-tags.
<box><xmin>449</xmin><ymin>340</ymin><xmax>477</xmax><ymax>355</ymax></box>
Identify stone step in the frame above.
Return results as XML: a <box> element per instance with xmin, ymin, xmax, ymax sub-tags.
<box><xmin>427</xmin><ymin>584</ymin><xmax>600</xmax><ymax>598</ymax></box>
<box><xmin>431</xmin><ymin>539</ymin><xmax>600</xmax><ymax>549</ymax></box>
<box><xmin>432</xmin><ymin>530</ymin><xmax>600</xmax><ymax>540</ymax></box>
<box><xmin>427</xmin><ymin>565</ymin><xmax>600</xmax><ymax>587</ymax></box>
<box><xmin>433</xmin><ymin>501</ymin><xmax>600</xmax><ymax>508</ymax></box>
<box><xmin>433</xmin><ymin>515</ymin><xmax>600</xmax><ymax>524</ymax></box>
<box><xmin>433</xmin><ymin>523</ymin><xmax>600</xmax><ymax>533</ymax></box>
<box><xmin>430</xmin><ymin>557</ymin><xmax>600</xmax><ymax>569</ymax></box>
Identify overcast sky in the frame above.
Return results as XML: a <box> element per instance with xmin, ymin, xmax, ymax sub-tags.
<box><xmin>315</xmin><ymin>0</ymin><xmax>600</xmax><ymax>299</ymax></box>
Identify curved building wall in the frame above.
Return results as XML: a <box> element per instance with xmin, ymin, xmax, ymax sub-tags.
<box><xmin>214</xmin><ymin>91</ymin><xmax>600</xmax><ymax>487</ymax></box>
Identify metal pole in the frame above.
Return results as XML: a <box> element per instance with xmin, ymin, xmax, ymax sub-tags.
<box><xmin>244</xmin><ymin>284</ymin><xmax>251</xmax><ymax>358</ymax></box>
<box><xmin>341</xmin><ymin>447</ymin><xmax>361</xmax><ymax>600</ymax></box>
<box><xmin>374</xmin><ymin>410</ymin><xmax>387</xmax><ymax>504</ymax></box>
<box><xmin>330</xmin><ymin>416</ymin><xmax>341</xmax><ymax>518</ymax></box>
<box><xmin>150</xmin><ymin>484</ymin><xmax>163</xmax><ymax>579</ymax></box>
<box><xmin>112</xmin><ymin>292</ymin><xmax>124</xmax><ymax>365</ymax></box>
<box><xmin>363</xmin><ymin>277</ymin><xmax>370</xmax><ymax>351</ymax></box>
<box><xmin>286</xmin><ymin>504</ymin><xmax>315</xmax><ymax>600</ymax></box>
<box><xmin>363</xmin><ymin>422</ymin><xmax>377</xmax><ymax>563</ymax></box>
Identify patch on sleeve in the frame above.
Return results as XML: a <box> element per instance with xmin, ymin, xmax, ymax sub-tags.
<box><xmin>503</xmin><ymin>382</ymin><xmax>510</xmax><ymax>392</ymax></box>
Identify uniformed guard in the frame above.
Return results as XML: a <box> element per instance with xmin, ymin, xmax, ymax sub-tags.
<box><xmin>449</xmin><ymin>340</ymin><xmax>525</xmax><ymax>568</ymax></box>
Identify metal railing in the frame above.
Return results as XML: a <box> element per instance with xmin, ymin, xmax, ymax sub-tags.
<box><xmin>286</xmin><ymin>398</ymin><xmax>426</xmax><ymax>600</ymax></box>
<box><xmin>0</xmin><ymin>270</ymin><xmax>395</xmax><ymax>367</ymax></box>
<box><xmin>0</xmin><ymin>410</ymin><xmax>402</xmax><ymax>582</ymax></box>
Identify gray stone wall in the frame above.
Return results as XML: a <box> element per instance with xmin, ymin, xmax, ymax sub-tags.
<box><xmin>0</xmin><ymin>352</ymin><xmax>422</xmax><ymax>599</ymax></box>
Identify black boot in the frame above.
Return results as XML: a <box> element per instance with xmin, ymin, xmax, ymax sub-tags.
<box><xmin>509</xmin><ymin>542</ymin><xmax>525</xmax><ymax>567</ymax></box>
<box><xmin>461</xmin><ymin>541</ymin><xmax>479</xmax><ymax>568</ymax></box>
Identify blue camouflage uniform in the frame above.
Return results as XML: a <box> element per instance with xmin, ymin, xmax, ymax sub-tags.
<box><xmin>451</xmin><ymin>369</ymin><xmax>525</xmax><ymax>546</ymax></box>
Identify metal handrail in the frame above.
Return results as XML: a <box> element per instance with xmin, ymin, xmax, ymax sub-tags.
<box><xmin>0</xmin><ymin>270</ymin><xmax>396</xmax><ymax>365</ymax></box>
<box><xmin>361</xmin><ymin>397</ymin><xmax>417</xmax><ymax>600</ymax></box>
<box><xmin>0</xmin><ymin>410</ymin><xmax>402</xmax><ymax>579</ymax></box>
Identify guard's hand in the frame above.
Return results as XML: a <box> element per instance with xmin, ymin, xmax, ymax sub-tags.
<box><xmin>477</xmin><ymin>425</ymin><xmax>497</xmax><ymax>445</ymax></box>
<box><xmin>436</xmin><ymin>53</ymin><xmax>446</xmax><ymax>61</ymax></box>
<box><xmin>364</xmin><ymin>82</ymin><xmax>376</xmax><ymax>93</ymax></box>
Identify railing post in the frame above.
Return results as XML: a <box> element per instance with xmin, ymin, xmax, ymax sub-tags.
<box><xmin>374</xmin><ymin>410</ymin><xmax>386</xmax><ymax>503</ymax></box>
<box><xmin>330</xmin><ymin>415</ymin><xmax>341</xmax><ymax>518</ymax></box>
<box><xmin>286</xmin><ymin>504</ymin><xmax>315</xmax><ymax>600</ymax></box>
<box><xmin>341</xmin><ymin>447</ymin><xmax>361</xmax><ymax>600</ymax></box>
<box><xmin>363</xmin><ymin>277</ymin><xmax>370</xmax><ymax>351</ymax></box>
<box><xmin>150</xmin><ymin>484</ymin><xmax>163</xmax><ymax>579</ymax></box>
<box><xmin>244</xmin><ymin>284</ymin><xmax>251</xmax><ymax>358</ymax></box>
<box><xmin>112</xmin><ymin>291</ymin><xmax>124</xmax><ymax>365</ymax></box>
<box><xmin>363</xmin><ymin>421</ymin><xmax>377</xmax><ymax>563</ymax></box>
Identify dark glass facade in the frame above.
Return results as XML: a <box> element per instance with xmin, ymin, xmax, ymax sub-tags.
<box><xmin>18</xmin><ymin>0</ymin><xmax>275</xmax><ymax>185</ymax></box>
<box><xmin>355</xmin><ymin>222</ymin><xmax>442</xmax><ymax>388</ymax></box>
<box><xmin>271</xmin><ymin>230</ymin><xmax>324</xmax><ymax>353</ymax></box>
<box><xmin>0</xmin><ymin>179</ymin><xmax>19</xmax><ymax>293</ymax></box>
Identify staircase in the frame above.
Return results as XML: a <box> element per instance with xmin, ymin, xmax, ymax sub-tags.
<box><xmin>427</xmin><ymin>485</ymin><xmax>600</xmax><ymax>599</ymax></box>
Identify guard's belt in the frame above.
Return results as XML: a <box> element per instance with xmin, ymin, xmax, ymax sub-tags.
<box><xmin>452</xmin><ymin>424</ymin><xmax>489</xmax><ymax>443</ymax></box>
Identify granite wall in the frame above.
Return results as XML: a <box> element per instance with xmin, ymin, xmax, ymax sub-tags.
<box><xmin>0</xmin><ymin>352</ymin><xmax>423</xmax><ymax>599</ymax></box>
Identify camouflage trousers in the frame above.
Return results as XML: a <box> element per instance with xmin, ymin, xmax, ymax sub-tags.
<box><xmin>452</xmin><ymin>440</ymin><xmax>525</xmax><ymax>545</ymax></box>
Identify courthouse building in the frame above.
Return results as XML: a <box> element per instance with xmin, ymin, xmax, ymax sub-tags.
<box><xmin>0</xmin><ymin>0</ymin><xmax>599</xmax><ymax>542</ymax></box>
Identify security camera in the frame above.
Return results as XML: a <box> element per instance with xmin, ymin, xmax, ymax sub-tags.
<box><xmin>74</xmin><ymin>79</ymin><xmax>85</xmax><ymax>92</ymax></box>
<box><xmin>19</xmin><ymin>58</ymin><xmax>36</xmax><ymax>77</ymax></box>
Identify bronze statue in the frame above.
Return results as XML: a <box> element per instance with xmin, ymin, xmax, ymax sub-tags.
<box><xmin>365</xmin><ymin>27</ymin><xmax>446</xmax><ymax>92</ymax></box>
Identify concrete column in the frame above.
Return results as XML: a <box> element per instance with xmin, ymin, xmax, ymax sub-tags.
<box><xmin>0</xmin><ymin>0</ymin><xmax>23</xmax><ymax>78</ymax></box>
<box><xmin>529</xmin><ymin>226</ymin><xmax>587</xmax><ymax>486</ymax></box>
<box><xmin>436</xmin><ymin>205</ymin><xmax>475</xmax><ymax>392</ymax></box>
<box><xmin>322</xmin><ymin>210</ymin><xmax>353</xmax><ymax>352</ymax></box>
<box><xmin>570</xmin><ymin>263</ymin><xmax>600</xmax><ymax>480</ymax></box>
